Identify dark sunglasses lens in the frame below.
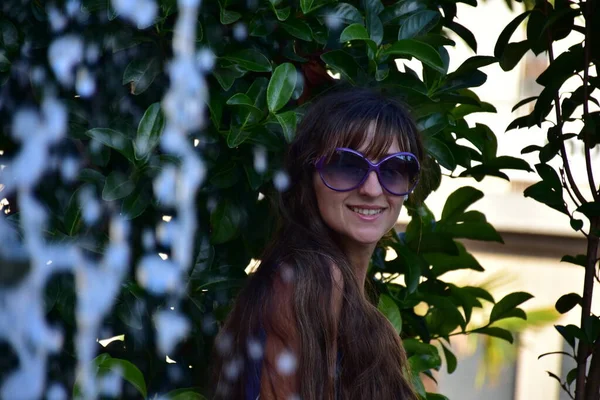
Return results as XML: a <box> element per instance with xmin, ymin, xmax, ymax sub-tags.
<box><xmin>378</xmin><ymin>155</ymin><xmax>419</xmax><ymax>194</ymax></box>
<box><xmin>320</xmin><ymin>151</ymin><xmax>368</xmax><ymax>190</ymax></box>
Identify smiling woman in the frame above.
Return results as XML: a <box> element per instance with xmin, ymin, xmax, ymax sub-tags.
<box><xmin>213</xmin><ymin>87</ymin><xmax>424</xmax><ymax>400</ymax></box>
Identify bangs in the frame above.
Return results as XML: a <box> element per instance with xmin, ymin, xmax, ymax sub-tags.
<box><xmin>319</xmin><ymin>104</ymin><xmax>415</xmax><ymax>162</ymax></box>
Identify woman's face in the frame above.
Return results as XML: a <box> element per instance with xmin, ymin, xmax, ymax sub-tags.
<box><xmin>313</xmin><ymin>138</ymin><xmax>405</xmax><ymax>247</ymax></box>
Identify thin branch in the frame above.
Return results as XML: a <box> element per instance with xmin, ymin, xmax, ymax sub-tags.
<box><xmin>582</xmin><ymin>0</ymin><xmax>599</xmax><ymax>202</ymax></box>
<box><xmin>546</xmin><ymin>37</ymin><xmax>587</xmax><ymax>205</ymax></box>
<box><xmin>561</xmin><ymin>168</ymin><xmax>584</xmax><ymax>210</ymax></box>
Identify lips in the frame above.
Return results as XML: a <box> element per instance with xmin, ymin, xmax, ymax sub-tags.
<box><xmin>347</xmin><ymin>205</ymin><xmax>387</xmax><ymax>218</ymax></box>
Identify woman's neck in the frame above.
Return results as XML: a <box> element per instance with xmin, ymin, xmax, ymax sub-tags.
<box><xmin>340</xmin><ymin>241</ymin><xmax>377</xmax><ymax>295</ymax></box>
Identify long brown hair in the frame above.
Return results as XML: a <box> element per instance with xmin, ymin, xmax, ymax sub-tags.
<box><xmin>213</xmin><ymin>87</ymin><xmax>423</xmax><ymax>399</ymax></box>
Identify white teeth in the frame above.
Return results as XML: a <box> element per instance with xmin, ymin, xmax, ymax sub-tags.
<box><xmin>350</xmin><ymin>207</ymin><xmax>384</xmax><ymax>216</ymax></box>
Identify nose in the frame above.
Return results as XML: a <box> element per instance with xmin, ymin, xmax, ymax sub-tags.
<box><xmin>358</xmin><ymin>171</ymin><xmax>384</xmax><ymax>197</ymax></box>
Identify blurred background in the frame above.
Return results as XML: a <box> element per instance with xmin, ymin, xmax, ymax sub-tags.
<box><xmin>393</xmin><ymin>2</ymin><xmax>599</xmax><ymax>399</ymax></box>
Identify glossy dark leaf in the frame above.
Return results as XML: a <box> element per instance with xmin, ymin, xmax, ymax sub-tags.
<box><xmin>489</xmin><ymin>292</ymin><xmax>533</xmax><ymax>324</ymax></box>
<box><xmin>378</xmin><ymin>294</ymin><xmax>402</xmax><ymax>334</ymax></box>
<box><xmin>340</xmin><ymin>23</ymin><xmax>370</xmax><ymax>42</ymax></box>
<box><xmin>446</xmin><ymin>21</ymin><xmax>477</xmax><ymax>52</ymax></box>
<box><xmin>494</xmin><ymin>11</ymin><xmax>531</xmax><ymax>58</ymax></box>
<box><xmin>383</xmin><ymin>39</ymin><xmax>445</xmax><ymax>73</ymax></box>
<box><xmin>475</xmin><ymin>327</ymin><xmax>514</xmax><ymax>343</ymax></box>
<box><xmin>441</xmin><ymin>186</ymin><xmax>483</xmax><ymax>222</ymax></box>
<box><xmin>102</xmin><ymin>171</ymin><xmax>135</xmax><ymax>201</ymax></box>
<box><xmin>210</xmin><ymin>200</ymin><xmax>242</xmax><ymax>244</ymax></box>
<box><xmin>555</xmin><ymin>293</ymin><xmax>582</xmax><ymax>314</ymax></box>
<box><xmin>440</xmin><ymin>343</ymin><xmax>457</xmax><ymax>374</ymax></box>
<box><xmin>560</xmin><ymin>254</ymin><xmax>586</xmax><ymax>267</ymax></box>
<box><xmin>267</xmin><ymin>63</ymin><xmax>297</xmax><ymax>113</ymax></box>
<box><xmin>134</xmin><ymin>103</ymin><xmax>165</xmax><ymax>160</ymax></box>
<box><xmin>280</xmin><ymin>19</ymin><xmax>313</xmax><ymax>41</ymax></box>
<box><xmin>424</xmin><ymin>136</ymin><xmax>456</xmax><ymax>170</ymax></box>
<box><xmin>223</xmin><ymin>49</ymin><xmax>272</xmax><ymax>72</ymax></box>
<box><xmin>576</xmin><ymin>201</ymin><xmax>600</xmax><ymax>218</ymax></box>
<box><xmin>274</xmin><ymin>111</ymin><xmax>297</xmax><ymax>143</ymax></box>
<box><xmin>321</xmin><ymin>50</ymin><xmax>362</xmax><ymax>84</ymax></box>
<box><xmin>122</xmin><ymin>57</ymin><xmax>160</xmax><ymax>95</ymax></box>
<box><xmin>524</xmin><ymin>181</ymin><xmax>567</xmax><ymax>214</ymax></box>
<box><xmin>499</xmin><ymin>40</ymin><xmax>530</xmax><ymax>71</ymax></box>
<box><xmin>398</xmin><ymin>10</ymin><xmax>440</xmax><ymax>40</ymax></box>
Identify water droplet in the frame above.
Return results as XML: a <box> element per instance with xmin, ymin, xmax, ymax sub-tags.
<box><xmin>253</xmin><ymin>146</ymin><xmax>267</xmax><ymax>174</ymax></box>
<box><xmin>247</xmin><ymin>338</ymin><xmax>263</xmax><ymax>360</ymax></box>
<box><xmin>75</xmin><ymin>67</ymin><xmax>96</xmax><ymax>98</ymax></box>
<box><xmin>276</xmin><ymin>350</ymin><xmax>297</xmax><ymax>376</ymax></box>
<box><xmin>233</xmin><ymin>23</ymin><xmax>248</xmax><ymax>41</ymax></box>
<box><xmin>48</xmin><ymin>35</ymin><xmax>84</xmax><ymax>87</ymax></box>
<box><xmin>273</xmin><ymin>170</ymin><xmax>290</xmax><ymax>192</ymax></box>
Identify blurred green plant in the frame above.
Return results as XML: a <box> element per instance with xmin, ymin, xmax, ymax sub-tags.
<box><xmin>0</xmin><ymin>0</ymin><xmax>543</xmax><ymax>399</ymax></box>
<box><xmin>494</xmin><ymin>0</ymin><xmax>600</xmax><ymax>398</ymax></box>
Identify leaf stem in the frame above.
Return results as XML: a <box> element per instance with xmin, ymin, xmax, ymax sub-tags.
<box><xmin>583</xmin><ymin>4</ymin><xmax>600</xmax><ymax>202</ymax></box>
<box><xmin>543</xmin><ymin>3</ymin><xmax>586</xmax><ymax>205</ymax></box>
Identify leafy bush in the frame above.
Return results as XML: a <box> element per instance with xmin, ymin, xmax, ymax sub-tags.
<box><xmin>0</xmin><ymin>0</ymin><xmax>538</xmax><ymax>398</ymax></box>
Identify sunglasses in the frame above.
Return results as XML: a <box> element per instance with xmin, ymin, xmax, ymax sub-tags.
<box><xmin>315</xmin><ymin>148</ymin><xmax>420</xmax><ymax>196</ymax></box>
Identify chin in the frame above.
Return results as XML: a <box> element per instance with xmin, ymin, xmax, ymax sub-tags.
<box><xmin>350</xmin><ymin>231</ymin><xmax>385</xmax><ymax>245</ymax></box>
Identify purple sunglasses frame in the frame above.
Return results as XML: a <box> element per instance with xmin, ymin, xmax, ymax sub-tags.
<box><xmin>315</xmin><ymin>147</ymin><xmax>421</xmax><ymax>196</ymax></box>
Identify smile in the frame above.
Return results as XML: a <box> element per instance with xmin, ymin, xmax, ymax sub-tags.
<box><xmin>348</xmin><ymin>206</ymin><xmax>386</xmax><ymax>216</ymax></box>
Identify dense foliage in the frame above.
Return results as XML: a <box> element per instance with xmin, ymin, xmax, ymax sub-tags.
<box><xmin>494</xmin><ymin>1</ymin><xmax>600</xmax><ymax>398</ymax></box>
<box><xmin>6</xmin><ymin>0</ymin><xmax>591</xmax><ymax>398</ymax></box>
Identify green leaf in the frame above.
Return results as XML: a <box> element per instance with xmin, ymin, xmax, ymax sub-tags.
<box><xmin>561</xmin><ymin>254</ymin><xmax>586</xmax><ymax>267</ymax></box>
<box><xmin>489</xmin><ymin>292</ymin><xmax>533</xmax><ymax>324</ymax></box>
<box><xmin>494</xmin><ymin>11</ymin><xmax>531</xmax><ymax>58</ymax></box>
<box><xmin>446</xmin><ymin>21</ymin><xmax>477</xmax><ymax>52</ymax></box>
<box><xmin>524</xmin><ymin>181</ymin><xmax>567</xmax><ymax>214</ymax></box>
<box><xmin>122</xmin><ymin>57</ymin><xmax>160</xmax><ymax>95</ymax></box>
<box><xmin>424</xmin><ymin>242</ymin><xmax>484</xmax><ymax>278</ymax></box>
<box><xmin>280</xmin><ymin>19</ymin><xmax>313</xmax><ymax>41</ymax></box>
<box><xmin>274</xmin><ymin>111</ymin><xmax>297</xmax><ymax>143</ymax></box>
<box><xmin>339</xmin><ymin>23</ymin><xmax>370</xmax><ymax>42</ymax></box>
<box><xmin>227</xmin><ymin>93</ymin><xmax>263</xmax><ymax>126</ymax></box>
<box><xmin>121</xmin><ymin>191</ymin><xmax>150</xmax><ymax>220</ymax></box>
<box><xmin>135</xmin><ymin>103</ymin><xmax>165</xmax><ymax>160</ymax></box>
<box><xmin>102</xmin><ymin>171</ymin><xmax>135</xmax><ymax>201</ymax></box>
<box><xmin>378</xmin><ymin>294</ymin><xmax>402</xmax><ymax>334</ymax></box>
<box><xmin>210</xmin><ymin>200</ymin><xmax>242</xmax><ymax>244</ymax></box>
<box><xmin>424</xmin><ymin>137</ymin><xmax>455</xmax><ymax>170</ymax></box>
<box><xmin>462</xmin><ymin>286</ymin><xmax>495</xmax><ymax>303</ymax></box>
<box><xmin>512</xmin><ymin>96</ymin><xmax>538</xmax><ymax>112</ymax></box>
<box><xmin>442</xmin><ymin>186</ymin><xmax>483</xmax><ymax>223</ymax></box>
<box><xmin>162</xmin><ymin>388</ymin><xmax>207</xmax><ymax>400</ymax></box>
<box><xmin>380</xmin><ymin>1</ymin><xmax>425</xmax><ymax>24</ymax></box>
<box><xmin>220</xmin><ymin>7</ymin><xmax>241</xmax><ymax>24</ymax></box>
<box><xmin>577</xmin><ymin>202</ymin><xmax>600</xmax><ymax>218</ymax></box>
<box><xmin>555</xmin><ymin>293</ymin><xmax>581</xmax><ymax>314</ymax></box>
<box><xmin>365</xmin><ymin>4</ymin><xmax>384</xmax><ymax>45</ymax></box>
<box><xmin>499</xmin><ymin>40</ymin><xmax>530</xmax><ymax>71</ymax></box>
<box><xmin>74</xmin><ymin>354</ymin><xmax>147</xmax><ymax>399</ymax></box>
<box><xmin>0</xmin><ymin>52</ymin><xmax>10</xmax><ymax>73</ymax></box>
<box><xmin>451</xmin><ymin>55</ymin><xmax>497</xmax><ymax>78</ymax></box>
<box><xmin>271</xmin><ymin>5</ymin><xmax>291</xmax><ymax>21</ymax></box>
<box><xmin>223</xmin><ymin>49</ymin><xmax>272</xmax><ymax>72</ymax></box>
<box><xmin>475</xmin><ymin>327</ymin><xmax>514</xmax><ymax>343</ymax></box>
<box><xmin>397</xmin><ymin>10</ymin><xmax>440</xmax><ymax>40</ymax></box>
<box><xmin>227</xmin><ymin>126</ymin><xmax>252</xmax><ymax>148</ymax></box>
<box><xmin>63</xmin><ymin>189</ymin><xmax>82</xmax><ymax>236</ymax></box>
<box><xmin>319</xmin><ymin>3</ymin><xmax>363</xmax><ymax>25</ymax></box>
<box><xmin>441</xmin><ymin>343</ymin><xmax>457</xmax><ymax>374</ymax></box>
<box><xmin>0</xmin><ymin>18</ymin><xmax>19</xmax><ymax>53</ymax></box>
<box><xmin>212</xmin><ymin>65</ymin><xmax>245</xmax><ymax>91</ymax></box>
<box><xmin>441</xmin><ymin>221</ymin><xmax>503</xmax><ymax>243</ymax></box>
<box><xmin>300</xmin><ymin>0</ymin><xmax>329</xmax><ymax>14</ymax></box>
<box><xmin>382</xmin><ymin>39</ymin><xmax>444</xmax><ymax>73</ymax></box>
<box><xmin>267</xmin><ymin>63</ymin><xmax>297</xmax><ymax>113</ymax></box>
<box><xmin>426</xmin><ymin>394</ymin><xmax>450</xmax><ymax>400</ymax></box>
<box><xmin>85</xmin><ymin>128</ymin><xmax>134</xmax><ymax>161</ymax></box>
<box><xmin>320</xmin><ymin>50</ymin><xmax>362</xmax><ymax>84</ymax></box>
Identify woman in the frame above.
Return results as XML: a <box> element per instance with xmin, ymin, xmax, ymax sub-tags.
<box><xmin>214</xmin><ymin>87</ymin><xmax>423</xmax><ymax>400</ymax></box>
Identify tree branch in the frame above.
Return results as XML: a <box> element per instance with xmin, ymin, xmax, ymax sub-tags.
<box><xmin>582</xmin><ymin>0</ymin><xmax>599</xmax><ymax>202</ymax></box>
<box><xmin>582</xmin><ymin>217</ymin><xmax>600</xmax><ymax>400</ymax></box>
<box><xmin>543</xmin><ymin>15</ymin><xmax>587</xmax><ymax>205</ymax></box>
